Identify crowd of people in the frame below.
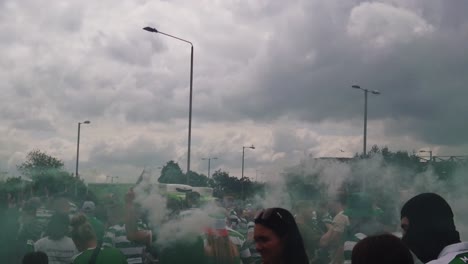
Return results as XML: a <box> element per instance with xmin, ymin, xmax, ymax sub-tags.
<box><xmin>1</xmin><ymin>188</ymin><xmax>467</xmax><ymax>264</ymax></box>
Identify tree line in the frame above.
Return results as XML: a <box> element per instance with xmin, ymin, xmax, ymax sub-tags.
<box><xmin>0</xmin><ymin>145</ymin><xmax>464</xmax><ymax>205</ymax></box>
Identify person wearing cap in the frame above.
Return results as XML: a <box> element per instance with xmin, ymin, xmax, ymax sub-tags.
<box><xmin>342</xmin><ymin>193</ymin><xmax>384</xmax><ymax>264</ymax></box>
<box><xmin>81</xmin><ymin>201</ymin><xmax>105</xmax><ymax>241</ymax></box>
<box><xmin>401</xmin><ymin>193</ymin><xmax>468</xmax><ymax>264</ymax></box>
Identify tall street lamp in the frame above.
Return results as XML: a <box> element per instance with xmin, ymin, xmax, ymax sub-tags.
<box><xmin>202</xmin><ymin>157</ymin><xmax>218</xmax><ymax>178</ymax></box>
<box><xmin>76</xmin><ymin>120</ymin><xmax>91</xmax><ymax>178</ymax></box>
<box><xmin>75</xmin><ymin>120</ymin><xmax>90</xmax><ymax>196</ymax></box>
<box><xmin>242</xmin><ymin>145</ymin><xmax>255</xmax><ymax>200</ymax></box>
<box><xmin>351</xmin><ymin>85</ymin><xmax>380</xmax><ymax>156</ymax></box>
<box><xmin>419</xmin><ymin>150</ymin><xmax>433</xmax><ymax>162</ymax></box>
<box><xmin>143</xmin><ymin>26</ymin><xmax>194</xmax><ymax>184</ymax></box>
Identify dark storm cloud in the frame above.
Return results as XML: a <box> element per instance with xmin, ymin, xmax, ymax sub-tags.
<box><xmin>53</xmin><ymin>1</ymin><xmax>468</xmax><ymax>147</ymax></box>
<box><xmin>205</xmin><ymin>1</ymin><xmax>468</xmax><ymax>146</ymax></box>
<box><xmin>1</xmin><ymin>0</ymin><xmax>467</xmax><ymax>180</ymax></box>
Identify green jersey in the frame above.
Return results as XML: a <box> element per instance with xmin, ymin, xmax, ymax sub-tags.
<box><xmin>87</xmin><ymin>216</ymin><xmax>105</xmax><ymax>240</ymax></box>
<box><xmin>448</xmin><ymin>252</ymin><xmax>468</xmax><ymax>264</ymax></box>
<box><xmin>71</xmin><ymin>247</ymin><xmax>128</xmax><ymax>264</ymax></box>
<box><xmin>158</xmin><ymin>236</ymin><xmax>206</xmax><ymax>264</ymax></box>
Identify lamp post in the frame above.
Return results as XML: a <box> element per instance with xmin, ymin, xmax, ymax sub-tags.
<box><xmin>351</xmin><ymin>85</ymin><xmax>380</xmax><ymax>156</ymax></box>
<box><xmin>76</xmin><ymin>120</ymin><xmax>90</xmax><ymax>178</ymax></box>
<box><xmin>242</xmin><ymin>145</ymin><xmax>255</xmax><ymax>200</ymax></box>
<box><xmin>202</xmin><ymin>157</ymin><xmax>218</xmax><ymax>178</ymax></box>
<box><xmin>75</xmin><ymin>120</ymin><xmax>90</xmax><ymax>196</ymax></box>
<box><xmin>143</xmin><ymin>26</ymin><xmax>194</xmax><ymax>184</ymax></box>
<box><xmin>419</xmin><ymin>150</ymin><xmax>433</xmax><ymax>162</ymax></box>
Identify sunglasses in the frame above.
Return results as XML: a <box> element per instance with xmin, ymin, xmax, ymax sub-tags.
<box><xmin>255</xmin><ymin>208</ymin><xmax>284</xmax><ymax>222</ymax></box>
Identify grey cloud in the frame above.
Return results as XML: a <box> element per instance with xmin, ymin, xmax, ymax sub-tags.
<box><xmin>87</xmin><ymin>135</ymin><xmax>177</xmax><ymax>169</ymax></box>
<box><xmin>102</xmin><ymin>30</ymin><xmax>167</xmax><ymax>67</ymax></box>
<box><xmin>13</xmin><ymin>118</ymin><xmax>56</xmax><ymax>132</ymax></box>
<box><xmin>204</xmin><ymin>1</ymin><xmax>468</xmax><ymax>146</ymax></box>
<box><xmin>82</xmin><ymin>0</ymin><xmax>468</xmax><ymax>148</ymax></box>
<box><xmin>1</xmin><ymin>0</ymin><xmax>468</xmax><ymax>179</ymax></box>
<box><xmin>271</xmin><ymin>127</ymin><xmax>317</xmax><ymax>154</ymax></box>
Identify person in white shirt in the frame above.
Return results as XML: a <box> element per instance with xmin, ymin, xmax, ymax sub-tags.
<box><xmin>34</xmin><ymin>212</ymin><xmax>78</xmax><ymax>264</ymax></box>
<box><xmin>400</xmin><ymin>193</ymin><xmax>467</xmax><ymax>264</ymax></box>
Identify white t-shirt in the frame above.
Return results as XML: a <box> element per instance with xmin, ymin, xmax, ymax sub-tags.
<box><xmin>34</xmin><ymin>236</ymin><xmax>78</xmax><ymax>264</ymax></box>
<box><xmin>427</xmin><ymin>242</ymin><xmax>468</xmax><ymax>264</ymax></box>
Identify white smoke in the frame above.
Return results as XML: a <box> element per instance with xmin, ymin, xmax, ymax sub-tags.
<box><xmin>133</xmin><ymin>155</ymin><xmax>468</xmax><ymax>241</ymax></box>
<box><xmin>156</xmin><ymin>208</ymin><xmax>215</xmax><ymax>247</ymax></box>
<box><xmin>134</xmin><ymin>179</ymin><xmax>168</xmax><ymax>228</ymax></box>
<box><xmin>133</xmin><ymin>169</ymin><xmax>222</xmax><ymax>246</ymax></box>
<box><xmin>257</xmin><ymin>154</ymin><xmax>468</xmax><ymax>239</ymax></box>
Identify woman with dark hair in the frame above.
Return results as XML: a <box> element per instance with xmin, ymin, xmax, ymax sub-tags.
<box><xmin>34</xmin><ymin>212</ymin><xmax>77</xmax><ymax>264</ymax></box>
<box><xmin>254</xmin><ymin>208</ymin><xmax>309</xmax><ymax>264</ymax></box>
<box><xmin>351</xmin><ymin>233</ymin><xmax>414</xmax><ymax>264</ymax></box>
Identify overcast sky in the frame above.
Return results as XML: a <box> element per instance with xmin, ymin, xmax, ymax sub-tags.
<box><xmin>1</xmin><ymin>0</ymin><xmax>468</xmax><ymax>183</ymax></box>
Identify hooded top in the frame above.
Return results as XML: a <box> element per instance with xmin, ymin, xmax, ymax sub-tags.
<box><xmin>400</xmin><ymin>193</ymin><xmax>460</xmax><ymax>263</ymax></box>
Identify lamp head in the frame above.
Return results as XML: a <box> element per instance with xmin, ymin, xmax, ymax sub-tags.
<box><xmin>351</xmin><ymin>85</ymin><xmax>361</xmax><ymax>89</ymax></box>
<box><xmin>143</xmin><ymin>27</ymin><xmax>159</xmax><ymax>33</ymax></box>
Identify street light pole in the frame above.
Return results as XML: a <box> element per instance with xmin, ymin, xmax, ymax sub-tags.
<box><xmin>352</xmin><ymin>85</ymin><xmax>380</xmax><ymax>156</ymax></box>
<box><xmin>76</xmin><ymin>123</ymin><xmax>81</xmax><ymax>179</ymax></box>
<box><xmin>75</xmin><ymin>120</ymin><xmax>90</xmax><ymax>196</ymax></box>
<box><xmin>241</xmin><ymin>145</ymin><xmax>255</xmax><ymax>200</ymax></box>
<box><xmin>202</xmin><ymin>157</ymin><xmax>218</xmax><ymax>178</ymax></box>
<box><xmin>364</xmin><ymin>90</ymin><xmax>368</xmax><ymax>156</ymax></box>
<box><xmin>143</xmin><ymin>26</ymin><xmax>194</xmax><ymax>184</ymax></box>
<box><xmin>76</xmin><ymin>121</ymin><xmax>91</xmax><ymax>178</ymax></box>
